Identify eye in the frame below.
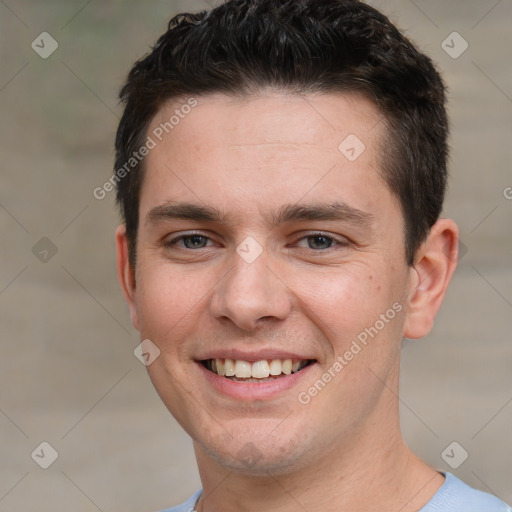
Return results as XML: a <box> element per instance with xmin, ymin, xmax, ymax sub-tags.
<box><xmin>167</xmin><ymin>233</ymin><xmax>213</xmax><ymax>249</ymax></box>
<box><xmin>295</xmin><ymin>233</ymin><xmax>346</xmax><ymax>250</ymax></box>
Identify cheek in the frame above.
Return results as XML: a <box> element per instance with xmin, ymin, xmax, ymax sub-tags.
<box><xmin>290</xmin><ymin>264</ymin><xmax>407</xmax><ymax>383</ymax></box>
<box><xmin>292</xmin><ymin>265</ymin><xmax>390</xmax><ymax>334</ymax></box>
<box><xmin>134</xmin><ymin>263</ymin><xmax>204</xmax><ymax>347</ymax></box>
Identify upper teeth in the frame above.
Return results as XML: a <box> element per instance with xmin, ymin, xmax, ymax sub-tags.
<box><xmin>210</xmin><ymin>358</ymin><xmax>307</xmax><ymax>378</ymax></box>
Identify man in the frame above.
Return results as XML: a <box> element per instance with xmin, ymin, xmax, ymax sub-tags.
<box><xmin>113</xmin><ymin>1</ymin><xmax>511</xmax><ymax>510</ymax></box>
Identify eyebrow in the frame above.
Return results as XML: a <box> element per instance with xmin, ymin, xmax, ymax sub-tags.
<box><xmin>145</xmin><ymin>200</ymin><xmax>374</xmax><ymax>229</ymax></box>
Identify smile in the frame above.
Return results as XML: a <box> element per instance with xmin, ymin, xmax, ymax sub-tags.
<box><xmin>202</xmin><ymin>358</ymin><xmax>314</xmax><ymax>381</ymax></box>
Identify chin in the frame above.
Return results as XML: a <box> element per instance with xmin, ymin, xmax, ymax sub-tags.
<box><xmin>197</xmin><ymin>419</ymin><xmax>316</xmax><ymax>476</ymax></box>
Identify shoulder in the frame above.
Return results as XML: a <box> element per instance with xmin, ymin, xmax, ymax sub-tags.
<box><xmin>158</xmin><ymin>490</ymin><xmax>202</xmax><ymax>512</ymax></box>
<box><xmin>421</xmin><ymin>473</ymin><xmax>511</xmax><ymax>512</ymax></box>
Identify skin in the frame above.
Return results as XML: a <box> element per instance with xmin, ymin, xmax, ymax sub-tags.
<box><xmin>116</xmin><ymin>91</ymin><xmax>459</xmax><ymax>511</ymax></box>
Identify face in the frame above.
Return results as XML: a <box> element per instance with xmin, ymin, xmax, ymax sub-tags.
<box><xmin>120</xmin><ymin>92</ymin><xmax>417</xmax><ymax>474</ymax></box>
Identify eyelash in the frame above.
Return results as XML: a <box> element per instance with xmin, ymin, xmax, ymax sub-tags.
<box><xmin>165</xmin><ymin>231</ymin><xmax>348</xmax><ymax>251</ymax></box>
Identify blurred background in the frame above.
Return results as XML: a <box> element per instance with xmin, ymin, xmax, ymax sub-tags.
<box><xmin>0</xmin><ymin>0</ymin><xmax>511</xmax><ymax>510</ymax></box>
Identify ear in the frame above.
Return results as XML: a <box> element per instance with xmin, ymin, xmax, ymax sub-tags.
<box><xmin>403</xmin><ymin>219</ymin><xmax>459</xmax><ymax>339</ymax></box>
<box><xmin>115</xmin><ymin>224</ymin><xmax>140</xmax><ymax>332</ymax></box>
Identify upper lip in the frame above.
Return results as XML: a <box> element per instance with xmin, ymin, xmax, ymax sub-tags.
<box><xmin>195</xmin><ymin>349</ymin><xmax>316</xmax><ymax>363</ymax></box>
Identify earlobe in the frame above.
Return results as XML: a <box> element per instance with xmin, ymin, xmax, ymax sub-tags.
<box><xmin>403</xmin><ymin>219</ymin><xmax>459</xmax><ymax>340</ymax></box>
<box><xmin>115</xmin><ymin>224</ymin><xmax>140</xmax><ymax>332</ymax></box>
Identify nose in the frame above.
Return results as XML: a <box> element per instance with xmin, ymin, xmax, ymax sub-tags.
<box><xmin>210</xmin><ymin>247</ymin><xmax>292</xmax><ymax>332</ymax></box>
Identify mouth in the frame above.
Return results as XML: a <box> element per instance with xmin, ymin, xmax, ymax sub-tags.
<box><xmin>200</xmin><ymin>358</ymin><xmax>315</xmax><ymax>382</ymax></box>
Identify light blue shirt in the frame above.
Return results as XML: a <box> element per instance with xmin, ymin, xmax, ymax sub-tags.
<box><xmin>161</xmin><ymin>472</ymin><xmax>511</xmax><ymax>511</ymax></box>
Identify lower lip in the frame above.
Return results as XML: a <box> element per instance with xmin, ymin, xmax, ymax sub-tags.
<box><xmin>196</xmin><ymin>361</ymin><xmax>316</xmax><ymax>401</ymax></box>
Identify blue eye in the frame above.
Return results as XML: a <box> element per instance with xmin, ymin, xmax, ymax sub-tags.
<box><xmin>304</xmin><ymin>234</ymin><xmax>335</xmax><ymax>250</ymax></box>
<box><xmin>295</xmin><ymin>233</ymin><xmax>345</xmax><ymax>250</ymax></box>
<box><xmin>165</xmin><ymin>232</ymin><xmax>346</xmax><ymax>252</ymax></box>
<box><xmin>168</xmin><ymin>234</ymin><xmax>211</xmax><ymax>249</ymax></box>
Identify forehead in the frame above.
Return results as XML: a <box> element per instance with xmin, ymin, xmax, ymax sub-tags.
<box><xmin>140</xmin><ymin>91</ymin><xmax>393</xmax><ymax>225</ymax></box>
<box><xmin>149</xmin><ymin>91</ymin><xmax>383</xmax><ymax>152</ymax></box>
